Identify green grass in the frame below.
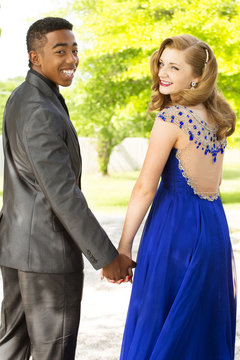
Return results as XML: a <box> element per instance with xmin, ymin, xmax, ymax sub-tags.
<box><xmin>82</xmin><ymin>171</ymin><xmax>139</xmax><ymax>213</ymax></box>
<box><xmin>82</xmin><ymin>162</ymin><xmax>240</xmax><ymax>213</ymax></box>
<box><xmin>0</xmin><ymin>163</ymin><xmax>239</xmax><ymax>213</ymax></box>
<box><xmin>220</xmin><ymin>162</ymin><xmax>240</xmax><ymax>210</ymax></box>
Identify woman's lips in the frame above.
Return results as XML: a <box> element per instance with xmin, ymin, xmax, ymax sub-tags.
<box><xmin>160</xmin><ymin>80</ymin><xmax>172</xmax><ymax>87</ymax></box>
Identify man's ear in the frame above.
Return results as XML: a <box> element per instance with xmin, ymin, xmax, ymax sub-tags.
<box><xmin>29</xmin><ymin>50</ymin><xmax>42</xmax><ymax>67</ymax></box>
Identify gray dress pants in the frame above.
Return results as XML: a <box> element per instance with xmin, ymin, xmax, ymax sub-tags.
<box><xmin>0</xmin><ymin>266</ymin><xmax>84</xmax><ymax>360</ymax></box>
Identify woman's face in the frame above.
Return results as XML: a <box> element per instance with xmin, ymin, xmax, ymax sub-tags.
<box><xmin>158</xmin><ymin>47</ymin><xmax>199</xmax><ymax>101</ymax></box>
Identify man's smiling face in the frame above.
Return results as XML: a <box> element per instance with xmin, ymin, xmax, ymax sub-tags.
<box><xmin>30</xmin><ymin>29</ymin><xmax>79</xmax><ymax>87</ymax></box>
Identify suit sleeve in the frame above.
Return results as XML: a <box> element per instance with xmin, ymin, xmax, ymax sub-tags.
<box><xmin>23</xmin><ymin>107</ymin><xmax>118</xmax><ymax>270</ymax></box>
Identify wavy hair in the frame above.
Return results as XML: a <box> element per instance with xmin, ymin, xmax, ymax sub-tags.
<box><xmin>148</xmin><ymin>35</ymin><xmax>236</xmax><ymax>139</ymax></box>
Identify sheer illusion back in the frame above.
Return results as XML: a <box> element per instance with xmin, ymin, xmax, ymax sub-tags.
<box><xmin>120</xmin><ymin>104</ymin><xmax>236</xmax><ymax>360</ymax></box>
<box><xmin>157</xmin><ymin>105</ymin><xmax>227</xmax><ymax>201</ymax></box>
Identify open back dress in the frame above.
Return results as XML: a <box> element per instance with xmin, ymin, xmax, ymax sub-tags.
<box><xmin>120</xmin><ymin>105</ymin><xmax>237</xmax><ymax>360</ymax></box>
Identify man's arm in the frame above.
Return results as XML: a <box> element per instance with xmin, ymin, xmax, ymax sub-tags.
<box><xmin>23</xmin><ymin>107</ymin><xmax>118</xmax><ymax>269</ymax></box>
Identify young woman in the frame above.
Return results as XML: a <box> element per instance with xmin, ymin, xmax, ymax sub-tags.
<box><xmin>118</xmin><ymin>35</ymin><xmax>237</xmax><ymax>359</ymax></box>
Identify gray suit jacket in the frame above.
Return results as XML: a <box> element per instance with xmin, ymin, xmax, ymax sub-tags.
<box><xmin>0</xmin><ymin>71</ymin><xmax>118</xmax><ymax>273</ymax></box>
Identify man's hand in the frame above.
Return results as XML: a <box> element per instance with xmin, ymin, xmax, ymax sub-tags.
<box><xmin>102</xmin><ymin>254</ymin><xmax>136</xmax><ymax>282</ymax></box>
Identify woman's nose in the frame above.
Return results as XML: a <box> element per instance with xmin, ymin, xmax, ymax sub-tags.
<box><xmin>158</xmin><ymin>67</ymin><xmax>166</xmax><ymax>77</ymax></box>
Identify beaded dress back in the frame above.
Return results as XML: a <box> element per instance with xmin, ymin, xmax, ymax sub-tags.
<box><xmin>120</xmin><ymin>105</ymin><xmax>236</xmax><ymax>360</ymax></box>
<box><xmin>157</xmin><ymin>105</ymin><xmax>227</xmax><ymax>201</ymax></box>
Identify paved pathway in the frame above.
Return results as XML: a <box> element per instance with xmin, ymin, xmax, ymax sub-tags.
<box><xmin>76</xmin><ymin>210</ymin><xmax>240</xmax><ymax>359</ymax></box>
<box><xmin>0</xmin><ymin>210</ymin><xmax>239</xmax><ymax>359</ymax></box>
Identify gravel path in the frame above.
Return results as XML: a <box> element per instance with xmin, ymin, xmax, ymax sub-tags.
<box><xmin>0</xmin><ymin>210</ymin><xmax>239</xmax><ymax>359</ymax></box>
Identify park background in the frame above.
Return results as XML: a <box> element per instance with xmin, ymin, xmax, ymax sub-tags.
<box><xmin>0</xmin><ymin>0</ymin><xmax>239</xmax><ymax>359</ymax></box>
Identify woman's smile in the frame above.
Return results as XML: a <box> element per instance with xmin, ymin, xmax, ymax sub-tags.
<box><xmin>159</xmin><ymin>80</ymin><xmax>172</xmax><ymax>87</ymax></box>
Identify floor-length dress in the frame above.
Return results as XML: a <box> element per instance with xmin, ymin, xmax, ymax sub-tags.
<box><xmin>120</xmin><ymin>105</ymin><xmax>237</xmax><ymax>360</ymax></box>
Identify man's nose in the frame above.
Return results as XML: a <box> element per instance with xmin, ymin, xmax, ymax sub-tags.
<box><xmin>66</xmin><ymin>51</ymin><xmax>78</xmax><ymax>65</ymax></box>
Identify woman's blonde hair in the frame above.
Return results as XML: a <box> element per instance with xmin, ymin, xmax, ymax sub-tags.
<box><xmin>148</xmin><ymin>34</ymin><xmax>236</xmax><ymax>139</ymax></box>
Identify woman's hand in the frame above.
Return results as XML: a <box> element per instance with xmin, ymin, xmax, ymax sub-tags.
<box><xmin>116</xmin><ymin>245</ymin><xmax>134</xmax><ymax>284</ymax></box>
<box><xmin>117</xmin><ymin>246</ymin><xmax>132</xmax><ymax>261</ymax></box>
<box><xmin>100</xmin><ymin>269</ymin><xmax>133</xmax><ymax>284</ymax></box>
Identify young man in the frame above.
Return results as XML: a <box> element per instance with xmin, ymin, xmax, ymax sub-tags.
<box><xmin>0</xmin><ymin>17</ymin><xmax>135</xmax><ymax>360</ymax></box>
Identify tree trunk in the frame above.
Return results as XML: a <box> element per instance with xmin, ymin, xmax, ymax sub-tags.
<box><xmin>97</xmin><ymin>134</ymin><xmax>113</xmax><ymax>175</ymax></box>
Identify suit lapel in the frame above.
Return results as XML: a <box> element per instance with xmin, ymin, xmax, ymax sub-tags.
<box><xmin>26</xmin><ymin>71</ymin><xmax>82</xmax><ymax>184</ymax></box>
<box><xmin>52</xmin><ymin>92</ymin><xmax>82</xmax><ymax>183</ymax></box>
<box><xmin>53</xmin><ymin>92</ymin><xmax>80</xmax><ymax>150</ymax></box>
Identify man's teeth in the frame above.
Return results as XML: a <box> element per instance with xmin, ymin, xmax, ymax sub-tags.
<box><xmin>62</xmin><ymin>70</ymin><xmax>74</xmax><ymax>76</ymax></box>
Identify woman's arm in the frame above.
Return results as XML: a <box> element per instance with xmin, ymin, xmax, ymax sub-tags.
<box><xmin>118</xmin><ymin>120</ymin><xmax>180</xmax><ymax>257</ymax></box>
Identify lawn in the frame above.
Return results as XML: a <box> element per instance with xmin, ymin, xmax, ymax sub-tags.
<box><xmin>81</xmin><ymin>162</ymin><xmax>240</xmax><ymax>213</ymax></box>
<box><xmin>0</xmin><ymin>162</ymin><xmax>239</xmax><ymax>212</ymax></box>
<box><xmin>220</xmin><ymin>162</ymin><xmax>240</xmax><ymax>210</ymax></box>
<box><xmin>81</xmin><ymin>171</ymin><xmax>138</xmax><ymax>213</ymax></box>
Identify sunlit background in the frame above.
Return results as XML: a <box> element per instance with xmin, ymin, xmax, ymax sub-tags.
<box><xmin>0</xmin><ymin>1</ymin><xmax>239</xmax><ymax>358</ymax></box>
<box><xmin>0</xmin><ymin>0</ymin><xmax>67</xmax><ymax>80</ymax></box>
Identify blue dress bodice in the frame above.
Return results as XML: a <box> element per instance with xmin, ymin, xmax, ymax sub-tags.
<box><xmin>161</xmin><ymin>148</ymin><xmax>194</xmax><ymax>195</ymax></box>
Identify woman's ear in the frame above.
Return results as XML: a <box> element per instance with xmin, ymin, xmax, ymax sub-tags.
<box><xmin>192</xmin><ymin>76</ymin><xmax>201</xmax><ymax>84</ymax></box>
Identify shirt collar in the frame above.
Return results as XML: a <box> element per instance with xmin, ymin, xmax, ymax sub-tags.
<box><xmin>29</xmin><ymin>69</ymin><xmax>59</xmax><ymax>95</ymax></box>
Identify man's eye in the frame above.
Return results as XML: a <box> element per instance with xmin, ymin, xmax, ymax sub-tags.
<box><xmin>56</xmin><ymin>50</ymin><xmax>65</xmax><ymax>54</ymax></box>
<box><xmin>73</xmin><ymin>49</ymin><xmax>78</xmax><ymax>55</ymax></box>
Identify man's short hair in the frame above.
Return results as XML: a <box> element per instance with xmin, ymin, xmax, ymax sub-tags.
<box><xmin>26</xmin><ymin>17</ymin><xmax>73</xmax><ymax>68</ymax></box>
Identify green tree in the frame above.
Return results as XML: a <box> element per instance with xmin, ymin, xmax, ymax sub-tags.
<box><xmin>63</xmin><ymin>48</ymin><xmax>152</xmax><ymax>174</ymax></box>
<box><xmin>0</xmin><ymin>77</ymin><xmax>24</xmax><ymax>130</ymax></box>
<box><xmin>61</xmin><ymin>0</ymin><xmax>240</xmax><ymax>174</ymax></box>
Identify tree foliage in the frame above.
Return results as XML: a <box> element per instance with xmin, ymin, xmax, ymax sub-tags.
<box><xmin>0</xmin><ymin>78</ymin><xmax>24</xmax><ymax>131</ymax></box>
<box><xmin>1</xmin><ymin>2</ymin><xmax>239</xmax><ymax>175</ymax></box>
<box><xmin>60</xmin><ymin>0</ymin><xmax>240</xmax><ymax>174</ymax></box>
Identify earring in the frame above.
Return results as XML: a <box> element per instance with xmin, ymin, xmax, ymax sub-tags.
<box><xmin>191</xmin><ymin>81</ymin><xmax>196</xmax><ymax>90</ymax></box>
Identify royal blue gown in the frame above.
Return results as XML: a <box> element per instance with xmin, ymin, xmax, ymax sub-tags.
<box><xmin>120</xmin><ymin>106</ymin><xmax>237</xmax><ymax>360</ymax></box>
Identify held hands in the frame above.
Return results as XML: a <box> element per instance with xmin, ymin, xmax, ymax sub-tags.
<box><xmin>101</xmin><ymin>254</ymin><xmax>136</xmax><ymax>284</ymax></box>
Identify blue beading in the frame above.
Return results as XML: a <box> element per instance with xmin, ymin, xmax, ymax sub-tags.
<box><xmin>156</xmin><ymin>105</ymin><xmax>227</xmax><ymax>163</ymax></box>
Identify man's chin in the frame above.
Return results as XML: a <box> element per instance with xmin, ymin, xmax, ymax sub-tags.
<box><xmin>59</xmin><ymin>80</ymin><xmax>73</xmax><ymax>87</ymax></box>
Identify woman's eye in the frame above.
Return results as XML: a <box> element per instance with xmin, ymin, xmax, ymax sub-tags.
<box><xmin>172</xmin><ymin>66</ymin><xmax>179</xmax><ymax>70</ymax></box>
<box><xmin>159</xmin><ymin>61</ymin><xmax>164</xmax><ymax>67</ymax></box>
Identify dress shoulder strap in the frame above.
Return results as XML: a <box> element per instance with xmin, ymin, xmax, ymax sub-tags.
<box><xmin>156</xmin><ymin>105</ymin><xmax>227</xmax><ymax>163</ymax></box>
